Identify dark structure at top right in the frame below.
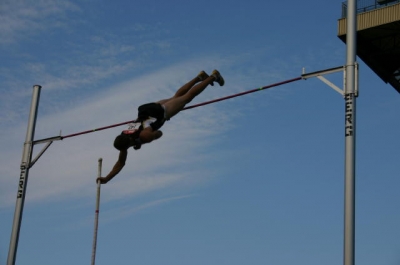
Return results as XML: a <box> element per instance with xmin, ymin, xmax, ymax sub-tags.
<box><xmin>338</xmin><ymin>0</ymin><xmax>400</xmax><ymax>93</ymax></box>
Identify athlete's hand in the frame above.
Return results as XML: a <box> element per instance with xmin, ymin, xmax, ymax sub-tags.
<box><xmin>96</xmin><ymin>177</ymin><xmax>109</xmax><ymax>184</ymax></box>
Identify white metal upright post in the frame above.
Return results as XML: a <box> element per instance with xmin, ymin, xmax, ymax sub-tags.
<box><xmin>7</xmin><ymin>85</ymin><xmax>42</xmax><ymax>265</ymax></box>
<box><xmin>344</xmin><ymin>1</ymin><xmax>357</xmax><ymax>265</ymax></box>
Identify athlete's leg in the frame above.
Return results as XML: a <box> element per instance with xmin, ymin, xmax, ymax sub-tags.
<box><xmin>163</xmin><ymin>70</ymin><xmax>223</xmax><ymax>119</ymax></box>
<box><xmin>157</xmin><ymin>71</ymin><xmax>210</xmax><ymax>105</ymax></box>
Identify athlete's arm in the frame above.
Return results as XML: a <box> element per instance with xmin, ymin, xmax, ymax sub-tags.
<box><xmin>97</xmin><ymin>149</ymin><xmax>127</xmax><ymax>184</ymax></box>
<box><xmin>139</xmin><ymin>128</ymin><xmax>163</xmax><ymax>144</ymax></box>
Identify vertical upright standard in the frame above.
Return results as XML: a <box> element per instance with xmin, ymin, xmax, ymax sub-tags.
<box><xmin>344</xmin><ymin>0</ymin><xmax>357</xmax><ymax>265</ymax></box>
<box><xmin>7</xmin><ymin>85</ymin><xmax>42</xmax><ymax>265</ymax></box>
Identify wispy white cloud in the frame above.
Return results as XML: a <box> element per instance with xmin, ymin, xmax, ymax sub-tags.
<box><xmin>67</xmin><ymin>194</ymin><xmax>195</xmax><ymax>230</ymax></box>
<box><xmin>0</xmin><ymin>60</ymin><xmax>236</xmax><ymax>209</ymax></box>
<box><xmin>0</xmin><ymin>0</ymin><xmax>81</xmax><ymax>44</ymax></box>
<box><xmin>1</xmin><ymin>17</ymin><xmax>299</xmax><ymax>208</ymax></box>
<box><xmin>0</xmin><ymin>4</ymin><xmax>179</xmax><ymax>126</ymax></box>
<box><xmin>100</xmin><ymin>195</ymin><xmax>195</xmax><ymax>224</ymax></box>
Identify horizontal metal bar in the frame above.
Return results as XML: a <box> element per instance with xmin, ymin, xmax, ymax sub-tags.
<box><xmin>301</xmin><ymin>66</ymin><xmax>345</xmax><ymax>79</ymax></box>
<box><xmin>32</xmin><ymin>136</ymin><xmax>62</xmax><ymax>145</ymax></box>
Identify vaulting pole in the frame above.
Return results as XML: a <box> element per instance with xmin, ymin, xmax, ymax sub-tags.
<box><xmin>344</xmin><ymin>0</ymin><xmax>357</xmax><ymax>265</ymax></box>
<box><xmin>7</xmin><ymin>85</ymin><xmax>42</xmax><ymax>265</ymax></box>
<box><xmin>91</xmin><ymin>158</ymin><xmax>102</xmax><ymax>265</ymax></box>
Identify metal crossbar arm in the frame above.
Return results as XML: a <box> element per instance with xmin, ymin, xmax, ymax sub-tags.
<box><xmin>32</xmin><ymin>136</ymin><xmax>62</xmax><ymax>145</ymax></box>
<box><xmin>302</xmin><ymin>65</ymin><xmax>348</xmax><ymax>96</ymax></box>
<box><xmin>301</xmin><ymin>65</ymin><xmax>344</xmax><ymax>79</ymax></box>
<box><xmin>30</xmin><ymin>135</ymin><xmax>63</xmax><ymax>168</ymax></box>
<box><xmin>29</xmin><ymin>141</ymin><xmax>53</xmax><ymax>169</ymax></box>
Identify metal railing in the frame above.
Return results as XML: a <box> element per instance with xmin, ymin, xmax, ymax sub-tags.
<box><xmin>341</xmin><ymin>0</ymin><xmax>400</xmax><ymax>17</ymax></box>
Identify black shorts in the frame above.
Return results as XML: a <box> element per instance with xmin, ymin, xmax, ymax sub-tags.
<box><xmin>137</xmin><ymin>103</ymin><xmax>165</xmax><ymax>130</ymax></box>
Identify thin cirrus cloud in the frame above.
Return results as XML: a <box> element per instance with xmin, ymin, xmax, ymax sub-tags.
<box><xmin>0</xmin><ymin>61</ymin><xmax>235</xmax><ymax>209</ymax></box>
<box><xmin>0</xmin><ymin>0</ymin><xmax>81</xmax><ymax>44</ymax></box>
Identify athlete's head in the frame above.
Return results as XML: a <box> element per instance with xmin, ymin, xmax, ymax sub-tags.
<box><xmin>113</xmin><ymin>134</ymin><xmax>131</xmax><ymax>151</ymax></box>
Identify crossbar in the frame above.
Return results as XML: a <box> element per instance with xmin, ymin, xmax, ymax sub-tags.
<box><xmin>33</xmin><ymin>76</ymin><xmax>302</xmax><ymax>143</ymax></box>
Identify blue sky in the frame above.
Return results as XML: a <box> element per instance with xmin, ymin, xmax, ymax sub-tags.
<box><xmin>1</xmin><ymin>0</ymin><xmax>399</xmax><ymax>265</ymax></box>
